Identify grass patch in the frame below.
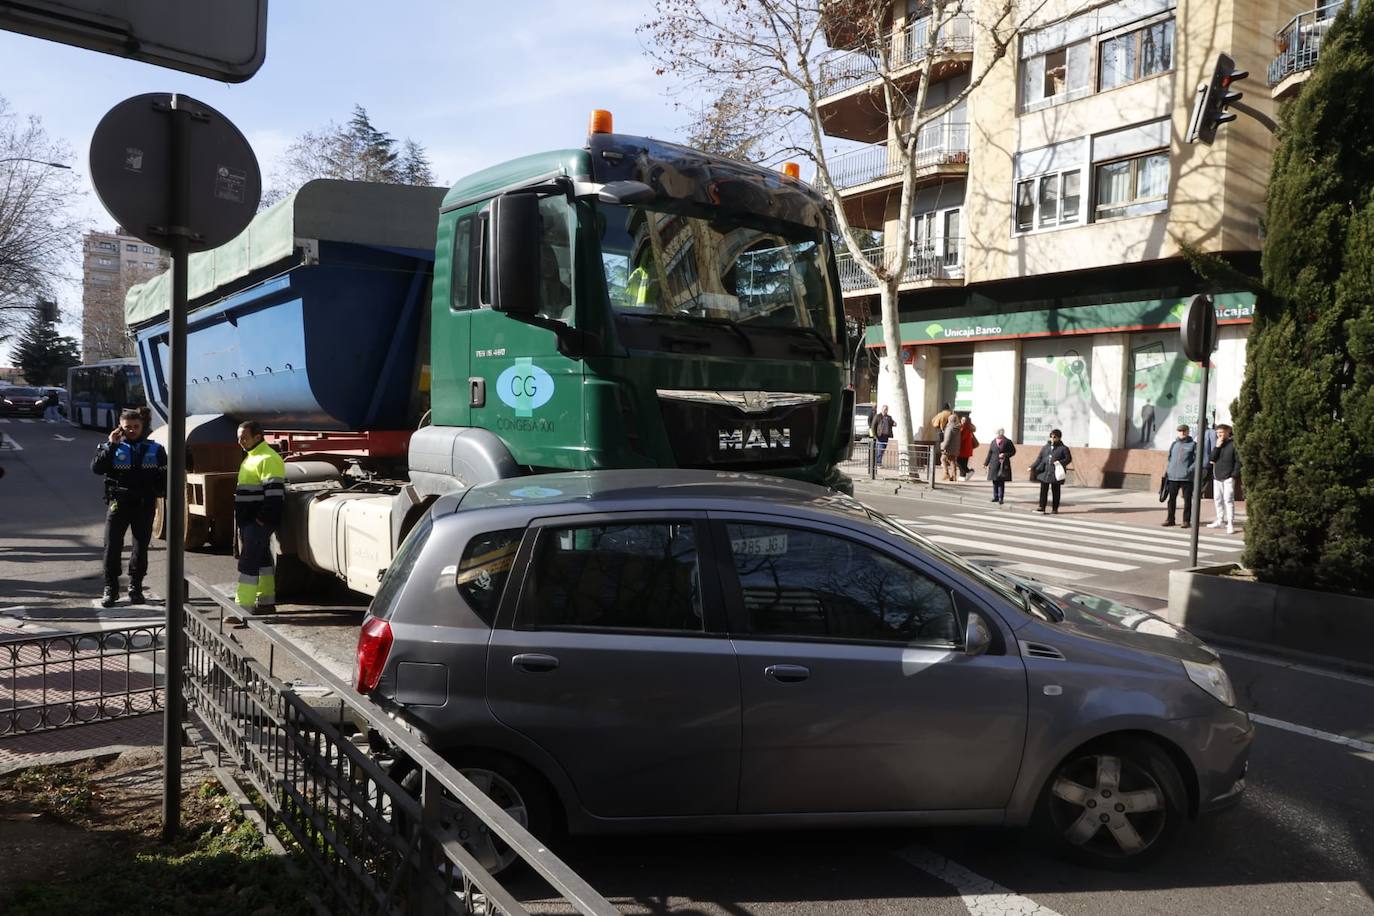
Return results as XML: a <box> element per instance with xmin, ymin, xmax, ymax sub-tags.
<box><xmin>2</xmin><ymin>771</ymin><xmax>316</xmax><ymax>916</ymax></box>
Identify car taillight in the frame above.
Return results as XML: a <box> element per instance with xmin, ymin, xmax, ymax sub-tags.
<box><xmin>354</xmin><ymin>616</ymin><xmax>393</xmax><ymax>693</ymax></box>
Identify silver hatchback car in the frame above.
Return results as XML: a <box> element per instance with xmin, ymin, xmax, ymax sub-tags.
<box><xmin>357</xmin><ymin>470</ymin><xmax>1251</xmax><ymax>873</ymax></box>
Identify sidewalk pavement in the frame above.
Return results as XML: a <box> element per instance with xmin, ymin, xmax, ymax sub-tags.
<box><xmin>854</xmin><ymin>474</ymin><xmax>1247</xmax><ymax>532</ymax></box>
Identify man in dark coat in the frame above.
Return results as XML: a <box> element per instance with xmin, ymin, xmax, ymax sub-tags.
<box><xmin>1030</xmin><ymin>429</ymin><xmax>1073</xmax><ymax>514</ymax></box>
<box><xmin>1162</xmin><ymin>424</ymin><xmax>1197</xmax><ymax>527</ymax></box>
<box><xmin>92</xmin><ymin>407</ymin><xmax>167</xmax><ymax>606</ymax></box>
<box><xmin>983</xmin><ymin>428</ymin><xmax>1016</xmax><ymax>504</ymax></box>
<box><xmin>870</xmin><ymin>404</ymin><xmax>895</xmax><ymax>466</ymax></box>
<box><xmin>1207</xmin><ymin>423</ymin><xmax>1240</xmax><ymax>534</ymax></box>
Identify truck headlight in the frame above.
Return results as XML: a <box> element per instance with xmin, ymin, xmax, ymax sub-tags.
<box><xmin>1183</xmin><ymin>659</ymin><xmax>1236</xmax><ymax>707</ymax></box>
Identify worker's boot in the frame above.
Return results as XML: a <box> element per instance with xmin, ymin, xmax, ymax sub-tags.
<box><xmin>128</xmin><ymin>581</ymin><xmax>146</xmax><ymax>605</ymax></box>
<box><xmin>101</xmin><ymin>582</ymin><xmax>119</xmax><ymax>608</ymax></box>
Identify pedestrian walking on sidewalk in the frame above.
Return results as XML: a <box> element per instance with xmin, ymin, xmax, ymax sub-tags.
<box><xmin>228</xmin><ymin>420</ymin><xmax>287</xmax><ymax>621</ymax></box>
<box><xmin>1031</xmin><ymin>429</ymin><xmax>1073</xmax><ymax>514</ymax></box>
<box><xmin>92</xmin><ymin>407</ymin><xmax>167</xmax><ymax>607</ymax></box>
<box><xmin>929</xmin><ymin>402</ymin><xmax>953</xmax><ymax>437</ymax></box>
<box><xmin>1162</xmin><ymin>424</ymin><xmax>1197</xmax><ymax>527</ymax></box>
<box><xmin>983</xmin><ymin>428</ymin><xmax>1016</xmax><ymax>503</ymax></box>
<box><xmin>958</xmin><ymin>414</ymin><xmax>977</xmax><ymax>480</ymax></box>
<box><xmin>941</xmin><ymin>414</ymin><xmax>962</xmax><ymax>481</ymax></box>
<box><xmin>1208</xmin><ymin>423</ymin><xmax>1240</xmax><ymax>534</ymax></box>
<box><xmin>871</xmin><ymin>404</ymin><xmax>895</xmax><ymax>467</ymax></box>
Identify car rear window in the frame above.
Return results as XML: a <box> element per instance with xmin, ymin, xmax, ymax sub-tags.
<box><xmin>457</xmin><ymin>528</ymin><xmax>524</xmax><ymax>625</ymax></box>
<box><xmin>370</xmin><ymin>513</ymin><xmax>435</xmax><ymax>620</ymax></box>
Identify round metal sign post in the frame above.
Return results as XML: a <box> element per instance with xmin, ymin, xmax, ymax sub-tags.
<box><xmin>90</xmin><ymin>93</ymin><xmax>260</xmax><ymax>840</ymax></box>
<box><xmin>1180</xmin><ymin>294</ymin><xmax>1218</xmax><ymax>568</ymax></box>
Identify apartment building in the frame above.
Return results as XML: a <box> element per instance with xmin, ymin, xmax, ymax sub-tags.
<box><xmin>822</xmin><ymin>0</ymin><xmax>1318</xmax><ymax>486</ymax></box>
<box><xmin>82</xmin><ymin>227</ymin><xmax>168</xmax><ymax>361</ymax></box>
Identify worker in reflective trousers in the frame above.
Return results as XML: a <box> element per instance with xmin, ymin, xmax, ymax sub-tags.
<box><xmin>230</xmin><ymin>420</ymin><xmax>286</xmax><ymax>620</ymax></box>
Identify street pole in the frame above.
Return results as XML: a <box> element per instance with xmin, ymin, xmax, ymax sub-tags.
<box><xmin>1188</xmin><ymin>359</ymin><xmax>1211</xmax><ymax>568</ymax></box>
<box><xmin>161</xmin><ymin>94</ymin><xmax>191</xmax><ymax>842</ymax></box>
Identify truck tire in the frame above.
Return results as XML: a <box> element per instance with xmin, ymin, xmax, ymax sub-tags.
<box><xmin>269</xmin><ymin>532</ymin><xmax>318</xmax><ymax>598</ymax></box>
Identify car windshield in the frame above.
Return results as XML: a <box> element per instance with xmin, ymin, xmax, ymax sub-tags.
<box><xmin>5</xmin><ymin>387</ymin><xmax>40</xmax><ymax>397</ymax></box>
<box><xmin>865</xmin><ymin>509</ymin><xmax>1028</xmax><ymax>609</ymax></box>
<box><xmin>597</xmin><ymin>201</ymin><xmax>838</xmax><ymax>343</ymax></box>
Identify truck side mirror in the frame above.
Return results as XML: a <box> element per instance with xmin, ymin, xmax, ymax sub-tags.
<box><xmin>490</xmin><ymin>193</ymin><xmax>541</xmax><ymax>317</ymax></box>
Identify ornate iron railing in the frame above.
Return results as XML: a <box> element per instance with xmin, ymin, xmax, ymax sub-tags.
<box><xmin>820</xmin><ymin>14</ymin><xmax>974</xmax><ymax>97</ymax></box>
<box><xmin>829</xmin><ymin>123</ymin><xmax>970</xmax><ymax>190</ymax></box>
<box><xmin>1268</xmin><ymin>0</ymin><xmax>1355</xmax><ymax>86</ymax></box>
<box><xmin>182</xmin><ymin>576</ymin><xmax>616</xmax><ymax>916</ymax></box>
<box><xmin>1</xmin><ymin>625</ymin><xmax>164</xmax><ymax>737</ymax></box>
<box><xmin>837</xmin><ymin>240</ymin><xmax>963</xmax><ymax>292</ymax></box>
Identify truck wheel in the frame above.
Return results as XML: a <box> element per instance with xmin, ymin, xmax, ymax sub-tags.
<box><xmin>270</xmin><ymin>532</ymin><xmax>318</xmax><ymax>598</ymax></box>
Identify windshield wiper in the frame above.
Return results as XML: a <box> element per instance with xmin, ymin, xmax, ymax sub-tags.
<box><xmin>678</xmin><ymin>314</ymin><xmax>754</xmax><ymax>354</ymax></box>
<box><xmin>785</xmin><ymin>325</ymin><xmax>836</xmax><ymax>360</ymax></box>
<box><xmin>980</xmin><ymin>565</ymin><xmax>1065</xmax><ymax>623</ymax></box>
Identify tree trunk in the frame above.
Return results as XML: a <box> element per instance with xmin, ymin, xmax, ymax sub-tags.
<box><xmin>878</xmin><ymin>276</ymin><xmax>915</xmax><ymax>453</ymax></box>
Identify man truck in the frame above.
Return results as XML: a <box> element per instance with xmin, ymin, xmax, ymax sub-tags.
<box><xmin>127</xmin><ymin>112</ymin><xmax>855</xmax><ymax>595</ymax></box>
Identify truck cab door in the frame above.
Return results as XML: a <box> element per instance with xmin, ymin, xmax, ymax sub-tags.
<box><xmin>430</xmin><ymin>206</ymin><xmax>478</xmax><ymax>427</ymax></box>
<box><xmin>468</xmin><ymin>194</ymin><xmax>585</xmax><ymax>470</ymax></box>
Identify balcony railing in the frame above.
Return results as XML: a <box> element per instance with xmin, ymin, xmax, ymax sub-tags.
<box><xmin>1268</xmin><ymin>0</ymin><xmax>1355</xmax><ymax>86</ymax></box>
<box><xmin>828</xmin><ymin>123</ymin><xmax>970</xmax><ymax>190</ymax></box>
<box><xmin>820</xmin><ymin>14</ymin><xmax>975</xmax><ymax>97</ymax></box>
<box><xmin>837</xmin><ymin>241</ymin><xmax>963</xmax><ymax>291</ymax></box>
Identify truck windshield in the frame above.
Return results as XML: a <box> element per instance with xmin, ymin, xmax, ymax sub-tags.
<box><xmin>597</xmin><ymin>202</ymin><xmax>837</xmax><ymax>343</ymax></box>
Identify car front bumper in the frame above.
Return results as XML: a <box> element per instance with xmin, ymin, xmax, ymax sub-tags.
<box><xmin>1175</xmin><ymin>705</ymin><xmax>1254</xmax><ymax>815</ymax></box>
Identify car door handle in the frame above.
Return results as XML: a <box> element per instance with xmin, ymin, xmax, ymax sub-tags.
<box><xmin>764</xmin><ymin>664</ymin><xmax>810</xmax><ymax>683</ymax></box>
<box><xmin>511</xmin><ymin>653</ymin><xmax>560</xmax><ymax>673</ymax></box>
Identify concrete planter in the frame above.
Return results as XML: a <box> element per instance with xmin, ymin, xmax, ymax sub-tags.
<box><xmin>1167</xmin><ymin>565</ymin><xmax>1374</xmax><ymax>666</ymax></box>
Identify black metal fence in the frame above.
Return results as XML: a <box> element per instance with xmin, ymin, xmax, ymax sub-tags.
<box><xmin>1</xmin><ymin>625</ymin><xmax>164</xmax><ymax>737</ymax></box>
<box><xmin>182</xmin><ymin>576</ymin><xmax>617</xmax><ymax>916</ymax></box>
<box><xmin>841</xmin><ymin>439</ymin><xmax>938</xmax><ymax>485</ymax></box>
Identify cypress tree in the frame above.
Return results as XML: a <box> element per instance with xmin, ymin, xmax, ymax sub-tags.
<box><xmin>1235</xmin><ymin>0</ymin><xmax>1374</xmax><ymax>593</ymax></box>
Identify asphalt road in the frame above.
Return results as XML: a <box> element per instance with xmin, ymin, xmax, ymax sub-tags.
<box><xmin>3</xmin><ymin>423</ymin><xmax>1372</xmax><ymax>915</ymax></box>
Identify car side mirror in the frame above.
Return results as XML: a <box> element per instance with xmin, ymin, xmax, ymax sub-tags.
<box><xmin>965</xmin><ymin>611</ymin><xmax>992</xmax><ymax>657</ymax></box>
<box><xmin>489</xmin><ymin>193</ymin><xmax>541</xmax><ymax>317</ymax></box>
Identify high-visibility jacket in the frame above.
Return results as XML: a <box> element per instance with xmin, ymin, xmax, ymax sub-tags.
<box><xmin>626</xmin><ymin>265</ymin><xmax>656</xmax><ymax>305</ymax></box>
<box><xmin>235</xmin><ymin>441</ymin><xmax>286</xmax><ymax>527</ymax></box>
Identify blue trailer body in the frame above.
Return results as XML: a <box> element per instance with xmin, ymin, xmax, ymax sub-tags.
<box><xmin>135</xmin><ymin>240</ymin><xmax>433</xmax><ymax>431</ymax></box>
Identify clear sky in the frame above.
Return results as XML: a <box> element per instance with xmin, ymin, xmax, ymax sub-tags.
<box><xmin>0</xmin><ymin>1</ymin><xmax>691</xmax><ymax>360</ymax></box>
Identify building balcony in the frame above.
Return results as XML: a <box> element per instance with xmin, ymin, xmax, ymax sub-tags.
<box><xmin>1269</xmin><ymin>0</ymin><xmax>1355</xmax><ymax>99</ymax></box>
<box><xmin>837</xmin><ymin>240</ymin><xmax>964</xmax><ymax>295</ymax></box>
<box><xmin>818</xmin><ymin>14</ymin><xmax>974</xmax><ymax>142</ymax></box>
<box><xmin>829</xmin><ymin>123</ymin><xmax>970</xmax><ymax>227</ymax></box>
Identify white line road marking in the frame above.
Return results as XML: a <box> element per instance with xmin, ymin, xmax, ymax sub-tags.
<box><xmin>924</xmin><ymin>534</ymin><xmax>1138</xmax><ymax>572</ymax></box>
<box><xmin>1219</xmin><ymin>647</ymin><xmax>1374</xmax><ymax>689</ymax></box>
<box><xmin>53</xmin><ymin>434</ymin><xmax>74</xmax><ymax>441</ymax></box>
<box><xmin>898</xmin><ymin>846</ymin><xmax>1066</xmax><ymax>916</ymax></box>
<box><xmin>1250</xmin><ymin>713</ymin><xmax>1374</xmax><ymax>755</ymax></box>
<box><xmin>956</xmin><ymin>511</ymin><xmax>1241</xmax><ymax>552</ymax></box>
<box><xmin>0</xmin><ymin>436</ymin><xmax>22</xmax><ymax>451</ymax></box>
<box><xmin>915</xmin><ymin>523</ymin><xmax>1163</xmax><ymax>564</ymax></box>
<box><xmin>945</xmin><ymin>514</ymin><xmax>1197</xmax><ymax>558</ymax></box>
<box><xmin>1000</xmin><ymin>562</ymin><xmax>1091</xmax><ymax>583</ymax></box>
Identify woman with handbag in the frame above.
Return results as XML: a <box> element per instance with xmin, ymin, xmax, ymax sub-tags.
<box><xmin>1030</xmin><ymin>429</ymin><xmax>1073</xmax><ymax>514</ymax></box>
<box><xmin>983</xmin><ymin>428</ymin><xmax>1016</xmax><ymax>503</ymax></box>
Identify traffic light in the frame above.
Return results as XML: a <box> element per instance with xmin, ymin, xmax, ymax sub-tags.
<box><xmin>1187</xmin><ymin>54</ymin><xmax>1248</xmax><ymax>145</ymax></box>
<box><xmin>37</xmin><ymin>299</ymin><xmax>58</xmax><ymax>322</ymax></box>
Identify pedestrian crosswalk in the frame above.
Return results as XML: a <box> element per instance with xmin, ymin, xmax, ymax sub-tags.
<box><xmin>892</xmin><ymin>510</ymin><xmax>1243</xmax><ymax>584</ymax></box>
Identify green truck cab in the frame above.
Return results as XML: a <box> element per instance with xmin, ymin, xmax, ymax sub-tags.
<box><xmin>416</xmin><ymin>125</ymin><xmax>853</xmax><ymax>497</ymax></box>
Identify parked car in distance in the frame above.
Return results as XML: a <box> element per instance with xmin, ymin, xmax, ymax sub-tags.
<box><xmin>357</xmin><ymin>470</ymin><xmax>1252</xmax><ymax>875</ymax></box>
<box><xmin>853</xmin><ymin>402</ymin><xmax>874</xmax><ymax>439</ymax></box>
<box><xmin>0</xmin><ymin>386</ymin><xmax>46</xmax><ymax>417</ymax></box>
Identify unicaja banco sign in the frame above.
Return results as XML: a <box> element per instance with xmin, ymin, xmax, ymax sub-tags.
<box><xmin>868</xmin><ymin>293</ymin><xmax>1257</xmax><ymax>348</ymax></box>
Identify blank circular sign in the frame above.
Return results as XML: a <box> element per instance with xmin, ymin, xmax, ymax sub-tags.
<box><xmin>90</xmin><ymin>93</ymin><xmax>261</xmax><ymax>252</ymax></box>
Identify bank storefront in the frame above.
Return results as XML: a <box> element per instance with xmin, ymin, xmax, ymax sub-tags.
<box><xmin>868</xmin><ymin>292</ymin><xmax>1255</xmax><ymax>487</ymax></box>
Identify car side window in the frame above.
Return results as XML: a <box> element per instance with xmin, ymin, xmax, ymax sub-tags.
<box><xmin>457</xmin><ymin>528</ymin><xmax>524</xmax><ymax>625</ymax></box>
<box><xmin>517</xmin><ymin>522</ymin><xmax>703</xmax><ymax>632</ymax></box>
<box><xmin>724</xmin><ymin>523</ymin><xmax>958</xmax><ymax>645</ymax></box>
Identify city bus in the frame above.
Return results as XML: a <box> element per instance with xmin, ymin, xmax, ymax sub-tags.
<box><xmin>66</xmin><ymin>359</ymin><xmax>145</xmax><ymax>430</ymax></box>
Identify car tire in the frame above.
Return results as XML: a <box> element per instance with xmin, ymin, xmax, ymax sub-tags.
<box><xmin>1035</xmin><ymin>736</ymin><xmax>1187</xmax><ymax>870</ymax></box>
<box><xmin>398</xmin><ymin>751</ymin><xmax>555</xmax><ymax>879</ymax></box>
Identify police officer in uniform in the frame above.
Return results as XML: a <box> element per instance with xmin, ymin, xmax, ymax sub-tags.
<box><xmin>230</xmin><ymin>420</ymin><xmax>286</xmax><ymax>620</ymax></box>
<box><xmin>92</xmin><ymin>407</ymin><xmax>166</xmax><ymax>607</ymax></box>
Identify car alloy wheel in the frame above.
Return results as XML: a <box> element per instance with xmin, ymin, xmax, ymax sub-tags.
<box><xmin>1040</xmin><ymin>738</ymin><xmax>1185</xmax><ymax>868</ymax></box>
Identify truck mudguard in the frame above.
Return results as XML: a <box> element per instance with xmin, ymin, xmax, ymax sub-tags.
<box><xmin>408</xmin><ymin>425</ymin><xmax>523</xmax><ymax>501</ymax></box>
